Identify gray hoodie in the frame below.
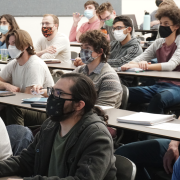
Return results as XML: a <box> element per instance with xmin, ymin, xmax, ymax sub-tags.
<box><xmin>107</xmin><ymin>38</ymin><xmax>143</xmax><ymax>67</ymax></box>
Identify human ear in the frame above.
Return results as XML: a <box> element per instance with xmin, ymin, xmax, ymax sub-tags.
<box><xmin>75</xmin><ymin>100</ymin><xmax>85</xmax><ymax>111</ymax></box>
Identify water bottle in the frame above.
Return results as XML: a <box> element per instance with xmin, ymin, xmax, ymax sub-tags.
<box><xmin>143</xmin><ymin>11</ymin><xmax>150</xmax><ymax>30</ymax></box>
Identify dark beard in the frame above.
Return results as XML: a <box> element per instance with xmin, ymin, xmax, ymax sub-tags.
<box><xmin>50</xmin><ymin>110</ymin><xmax>75</xmax><ymax>122</ymax></box>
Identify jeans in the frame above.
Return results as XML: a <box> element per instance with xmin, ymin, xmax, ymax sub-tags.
<box><xmin>172</xmin><ymin>156</ymin><xmax>180</xmax><ymax>180</ymax></box>
<box><xmin>128</xmin><ymin>82</ymin><xmax>180</xmax><ymax>114</ymax></box>
<box><xmin>115</xmin><ymin>139</ymin><xmax>171</xmax><ymax>180</ymax></box>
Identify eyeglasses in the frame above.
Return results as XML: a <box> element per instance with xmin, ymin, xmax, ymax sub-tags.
<box><xmin>112</xmin><ymin>26</ymin><xmax>127</xmax><ymax>31</ymax></box>
<box><xmin>47</xmin><ymin>87</ymin><xmax>73</xmax><ymax>99</ymax></box>
<box><xmin>100</xmin><ymin>13</ymin><xmax>112</xmax><ymax>21</ymax></box>
<box><xmin>40</xmin><ymin>22</ymin><xmax>54</xmax><ymax>27</ymax></box>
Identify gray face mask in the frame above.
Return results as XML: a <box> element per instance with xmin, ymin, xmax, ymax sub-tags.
<box><xmin>80</xmin><ymin>49</ymin><xmax>98</xmax><ymax>64</ymax></box>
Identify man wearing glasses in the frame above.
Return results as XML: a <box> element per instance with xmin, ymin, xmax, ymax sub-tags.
<box><xmin>35</xmin><ymin>14</ymin><xmax>71</xmax><ymax>64</ymax></box>
<box><xmin>0</xmin><ymin>73</ymin><xmax>117</xmax><ymax>180</ymax></box>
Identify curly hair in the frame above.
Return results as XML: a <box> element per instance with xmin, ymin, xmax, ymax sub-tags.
<box><xmin>84</xmin><ymin>1</ymin><xmax>99</xmax><ymax>10</ymax></box>
<box><xmin>79</xmin><ymin>30</ymin><xmax>110</xmax><ymax>63</ymax></box>
<box><xmin>96</xmin><ymin>2</ymin><xmax>113</xmax><ymax>15</ymax></box>
<box><xmin>159</xmin><ymin>0</ymin><xmax>176</xmax><ymax>7</ymax></box>
<box><xmin>156</xmin><ymin>5</ymin><xmax>180</xmax><ymax>35</ymax></box>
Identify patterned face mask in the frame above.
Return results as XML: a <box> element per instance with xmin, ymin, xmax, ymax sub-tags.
<box><xmin>42</xmin><ymin>27</ymin><xmax>53</xmax><ymax>38</ymax></box>
<box><xmin>80</xmin><ymin>49</ymin><xmax>98</xmax><ymax>64</ymax></box>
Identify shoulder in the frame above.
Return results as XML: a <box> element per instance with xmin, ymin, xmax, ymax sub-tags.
<box><xmin>175</xmin><ymin>35</ymin><xmax>180</xmax><ymax>45</ymax></box>
<box><xmin>6</xmin><ymin>59</ymin><xmax>18</xmax><ymax>68</ymax></box>
<box><xmin>54</xmin><ymin>33</ymin><xmax>69</xmax><ymax>43</ymax></box>
<box><xmin>27</xmin><ymin>55</ymin><xmax>47</xmax><ymax>68</ymax></box>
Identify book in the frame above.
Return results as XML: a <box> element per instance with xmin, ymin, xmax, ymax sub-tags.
<box><xmin>43</xmin><ymin>59</ymin><xmax>61</xmax><ymax>64</ymax></box>
<box><xmin>117</xmin><ymin>112</ymin><xmax>175</xmax><ymax>126</ymax></box>
<box><xmin>22</xmin><ymin>97</ymin><xmax>48</xmax><ymax>103</ymax></box>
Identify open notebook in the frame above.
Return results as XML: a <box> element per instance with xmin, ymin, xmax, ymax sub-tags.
<box><xmin>117</xmin><ymin>112</ymin><xmax>175</xmax><ymax>126</ymax></box>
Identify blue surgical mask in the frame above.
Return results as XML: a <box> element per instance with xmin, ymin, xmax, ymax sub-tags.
<box><xmin>0</xmin><ymin>25</ymin><xmax>9</xmax><ymax>35</ymax></box>
<box><xmin>80</xmin><ymin>49</ymin><xmax>98</xmax><ymax>64</ymax></box>
<box><xmin>84</xmin><ymin>10</ymin><xmax>94</xmax><ymax>20</ymax></box>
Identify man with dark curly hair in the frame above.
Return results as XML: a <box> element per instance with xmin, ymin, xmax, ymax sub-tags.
<box><xmin>74</xmin><ymin>30</ymin><xmax>122</xmax><ymax>108</ymax></box>
<box><xmin>116</xmin><ymin>5</ymin><xmax>180</xmax><ymax>180</ymax></box>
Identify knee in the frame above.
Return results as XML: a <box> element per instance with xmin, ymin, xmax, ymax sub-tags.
<box><xmin>115</xmin><ymin>145</ymin><xmax>134</xmax><ymax>158</ymax></box>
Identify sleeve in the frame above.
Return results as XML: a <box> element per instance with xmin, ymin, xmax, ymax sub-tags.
<box><xmin>40</xmin><ymin>36</ymin><xmax>70</xmax><ymax>59</ymax></box>
<box><xmin>132</xmin><ymin>39</ymin><xmax>160</xmax><ymax>62</ymax></box>
<box><xmin>172</xmin><ymin>157</ymin><xmax>180</xmax><ymax>180</ymax></box>
<box><xmin>160</xmin><ymin>36</ymin><xmax>180</xmax><ymax>71</ymax></box>
<box><xmin>25</xmin><ymin>64</ymin><xmax>45</xmax><ymax>88</ymax></box>
<box><xmin>0</xmin><ymin>61</ymin><xmax>14</xmax><ymax>82</ymax></box>
<box><xmin>78</xmin><ymin>23</ymin><xmax>85</xmax><ymax>33</ymax></box>
<box><xmin>0</xmin><ymin>41</ymin><xmax>3</xmax><ymax>46</ymax></box>
<box><xmin>24</xmin><ymin>130</ymin><xmax>116</xmax><ymax>180</ymax></box>
<box><xmin>35</xmin><ymin>38</ymin><xmax>42</xmax><ymax>53</ymax></box>
<box><xmin>0</xmin><ymin>133</ymin><xmax>39</xmax><ymax>177</ymax></box>
<box><xmin>108</xmin><ymin>44</ymin><xmax>143</xmax><ymax>67</ymax></box>
<box><xmin>96</xmin><ymin>72</ymin><xmax>122</xmax><ymax>108</ymax></box>
<box><xmin>69</xmin><ymin>25</ymin><xmax>77</xmax><ymax>42</ymax></box>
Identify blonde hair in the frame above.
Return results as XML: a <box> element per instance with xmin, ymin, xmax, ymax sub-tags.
<box><xmin>159</xmin><ymin>0</ymin><xmax>176</xmax><ymax>7</ymax></box>
<box><xmin>43</xmin><ymin>14</ymin><xmax>59</xmax><ymax>28</ymax></box>
<box><xmin>96</xmin><ymin>2</ymin><xmax>113</xmax><ymax>15</ymax></box>
<box><xmin>6</xmin><ymin>29</ymin><xmax>35</xmax><ymax>55</ymax></box>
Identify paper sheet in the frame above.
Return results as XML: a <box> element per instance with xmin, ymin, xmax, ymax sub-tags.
<box><xmin>149</xmin><ymin>123</ymin><xmax>180</xmax><ymax>132</ymax></box>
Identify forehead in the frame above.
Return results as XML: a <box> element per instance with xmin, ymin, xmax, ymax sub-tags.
<box><xmin>42</xmin><ymin>16</ymin><xmax>54</xmax><ymax>22</ymax></box>
<box><xmin>0</xmin><ymin>17</ymin><xmax>7</xmax><ymax>22</ymax></box>
<box><xmin>54</xmin><ymin>78</ymin><xmax>74</xmax><ymax>93</ymax></box>
<box><xmin>113</xmin><ymin>21</ymin><xmax>125</xmax><ymax>27</ymax></box>
<box><xmin>100</xmin><ymin>11</ymin><xmax>111</xmax><ymax>19</ymax></box>
<box><xmin>9</xmin><ymin>35</ymin><xmax>16</xmax><ymax>42</ymax></box>
<box><xmin>160</xmin><ymin>16</ymin><xmax>172</xmax><ymax>22</ymax></box>
<box><xmin>85</xmin><ymin>4</ymin><xmax>95</xmax><ymax>9</ymax></box>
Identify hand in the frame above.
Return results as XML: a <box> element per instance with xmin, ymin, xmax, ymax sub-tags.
<box><xmin>5</xmin><ymin>83</ymin><xmax>20</xmax><ymax>92</ymax></box>
<box><xmin>45</xmin><ymin>46</ymin><xmax>56</xmax><ymax>54</ymax></box>
<box><xmin>74</xmin><ymin>57</ymin><xmax>84</xmax><ymax>67</ymax></box>
<box><xmin>73</xmin><ymin>12</ymin><xmax>83</xmax><ymax>26</ymax></box>
<box><xmin>31</xmin><ymin>85</ymin><xmax>43</xmax><ymax>95</ymax></box>
<box><xmin>121</xmin><ymin>63</ymin><xmax>139</xmax><ymax>71</ymax></box>
<box><xmin>138</xmin><ymin>61</ymin><xmax>151</xmax><ymax>70</ymax></box>
<box><xmin>163</xmin><ymin>146</ymin><xmax>179</xmax><ymax>174</ymax></box>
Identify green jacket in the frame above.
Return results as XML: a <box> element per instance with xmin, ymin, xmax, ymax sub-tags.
<box><xmin>0</xmin><ymin>110</ymin><xmax>117</xmax><ymax>180</ymax></box>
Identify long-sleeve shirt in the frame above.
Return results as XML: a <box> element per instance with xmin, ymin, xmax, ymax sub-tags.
<box><xmin>69</xmin><ymin>19</ymin><xmax>100</xmax><ymax>42</ymax></box>
<box><xmin>35</xmin><ymin>32</ymin><xmax>71</xmax><ymax>64</ymax></box>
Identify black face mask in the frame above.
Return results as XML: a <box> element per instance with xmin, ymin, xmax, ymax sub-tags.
<box><xmin>159</xmin><ymin>26</ymin><xmax>173</xmax><ymax>38</ymax></box>
<box><xmin>156</xmin><ymin>0</ymin><xmax>163</xmax><ymax>7</ymax></box>
<box><xmin>46</xmin><ymin>94</ymin><xmax>75</xmax><ymax>122</ymax></box>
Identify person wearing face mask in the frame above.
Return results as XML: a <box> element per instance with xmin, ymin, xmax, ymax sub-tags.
<box><xmin>116</xmin><ymin>6</ymin><xmax>180</xmax><ymax>180</ymax></box>
<box><xmin>0</xmin><ymin>29</ymin><xmax>54</xmax><ymax>126</ymax></box>
<box><xmin>69</xmin><ymin>0</ymin><xmax>100</xmax><ymax>42</ymax></box>
<box><xmin>35</xmin><ymin>14</ymin><xmax>71</xmax><ymax>64</ymax></box>
<box><xmin>0</xmin><ymin>72</ymin><xmax>117</xmax><ymax>180</ymax></box>
<box><xmin>74</xmin><ymin>30</ymin><xmax>122</xmax><ymax>108</ymax></box>
<box><xmin>108</xmin><ymin>15</ymin><xmax>143</xmax><ymax>68</ymax></box>
<box><xmin>0</xmin><ymin>14</ymin><xmax>19</xmax><ymax>50</ymax></box>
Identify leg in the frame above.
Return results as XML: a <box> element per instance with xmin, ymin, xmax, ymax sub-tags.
<box><xmin>148</xmin><ymin>84</ymin><xmax>180</xmax><ymax>114</ymax></box>
<box><xmin>6</xmin><ymin>105</ymin><xmax>47</xmax><ymax>126</ymax></box>
<box><xmin>115</xmin><ymin>139</ymin><xmax>171</xmax><ymax>180</ymax></box>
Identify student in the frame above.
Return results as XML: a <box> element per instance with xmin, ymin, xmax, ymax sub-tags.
<box><xmin>0</xmin><ymin>117</ymin><xmax>12</xmax><ymax>161</ymax></box>
<box><xmin>121</xmin><ymin>5</ymin><xmax>180</xmax><ymax>114</ymax></box>
<box><xmin>0</xmin><ymin>14</ymin><xmax>19</xmax><ymax>50</ymax></box>
<box><xmin>116</xmin><ymin>5</ymin><xmax>180</xmax><ymax>179</ymax></box>
<box><xmin>35</xmin><ymin>14</ymin><xmax>71</xmax><ymax>64</ymax></box>
<box><xmin>108</xmin><ymin>15</ymin><xmax>143</xmax><ymax>68</ymax></box>
<box><xmin>74</xmin><ymin>30</ymin><xmax>122</xmax><ymax>108</ymax></box>
<box><xmin>0</xmin><ymin>73</ymin><xmax>117</xmax><ymax>180</ymax></box>
<box><xmin>0</xmin><ymin>29</ymin><xmax>54</xmax><ymax>126</ymax></box>
<box><xmin>69</xmin><ymin>0</ymin><xmax>100</xmax><ymax>42</ymax></box>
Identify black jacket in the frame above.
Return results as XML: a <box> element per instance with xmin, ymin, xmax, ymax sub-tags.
<box><xmin>0</xmin><ymin>111</ymin><xmax>117</xmax><ymax>180</ymax></box>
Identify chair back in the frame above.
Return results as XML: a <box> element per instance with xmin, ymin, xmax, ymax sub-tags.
<box><xmin>71</xmin><ymin>51</ymin><xmax>78</xmax><ymax>59</ymax></box>
<box><xmin>115</xmin><ymin>155</ymin><xmax>136</xmax><ymax>180</ymax></box>
<box><xmin>120</xmin><ymin>84</ymin><xmax>129</xmax><ymax>110</ymax></box>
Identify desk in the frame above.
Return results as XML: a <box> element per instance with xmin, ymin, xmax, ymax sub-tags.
<box><xmin>47</xmin><ymin>63</ymin><xmax>76</xmax><ymax>71</ymax></box>
<box><xmin>106</xmin><ymin>108</ymin><xmax>180</xmax><ymax>141</ymax></box>
<box><xmin>70</xmin><ymin>42</ymin><xmax>81</xmax><ymax>47</ymax></box>
<box><xmin>0</xmin><ymin>176</ymin><xmax>20</xmax><ymax>180</ymax></box>
<box><xmin>135</xmin><ymin>29</ymin><xmax>158</xmax><ymax>35</ymax></box>
<box><xmin>117</xmin><ymin>71</ymin><xmax>180</xmax><ymax>81</ymax></box>
<box><xmin>0</xmin><ymin>60</ymin><xmax>8</xmax><ymax>64</ymax></box>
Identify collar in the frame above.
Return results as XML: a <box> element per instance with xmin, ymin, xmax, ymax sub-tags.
<box><xmin>83</xmin><ymin>62</ymin><xmax>105</xmax><ymax>75</ymax></box>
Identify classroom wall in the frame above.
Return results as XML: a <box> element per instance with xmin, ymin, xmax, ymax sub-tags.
<box><xmin>14</xmin><ymin>0</ymin><xmax>180</xmax><ymax>50</ymax></box>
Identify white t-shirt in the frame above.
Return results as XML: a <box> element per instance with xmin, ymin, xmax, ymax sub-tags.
<box><xmin>35</xmin><ymin>32</ymin><xmax>71</xmax><ymax>64</ymax></box>
<box><xmin>0</xmin><ymin>55</ymin><xmax>54</xmax><ymax>92</ymax></box>
<box><xmin>0</xmin><ymin>117</ymin><xmax>12</xmax><ymax>160</ymax></box>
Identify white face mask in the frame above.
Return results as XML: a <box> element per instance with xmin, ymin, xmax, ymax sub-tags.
<box><xmin>114</xmin><ymin>28</ymin><xmax>128</xmax><ymax>42</ymax></box>
<box><xmin>8</xmin><ymin>45</ymin><xmax>23</xmax><ymax>59</ymax></box>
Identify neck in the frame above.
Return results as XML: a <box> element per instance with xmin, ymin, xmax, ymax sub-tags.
<box><xmin>120</xmin><ymin>34</ymin><xmax>131</xmax><ymax>46</ymax></box>
<box><xmin>89</xmin><ymin>15</ymin><xmax>98</xmax><ymax>23</ymax></box>
<box><xmin>47</xmin><ymin>29</ymin><xmax>57</xmax><ymax>41</ymax></box>
<box><xmin>165</xmin><ymin>31</ymin><xmax>176</xmax><ymax>46</ymax></box>
<box><xmin>60</xmin><ymin>113</ymin><xmax>82</xmax><ymax>137</ymax></box>
<box><xmin>17</xmin><ymin>51</ymin><xmax>31</xmax><ymax>66</ymax></box>
<box><xmin>87</xmin><ymin>57</ymin><xmax>101</xmax><ymax>74</ymax></box>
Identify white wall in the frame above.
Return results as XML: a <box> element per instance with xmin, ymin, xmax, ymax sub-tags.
<box><xmin>14</xmin><ymin>0</ymin><xmax>180</xmax><ymax>49</ymax></box>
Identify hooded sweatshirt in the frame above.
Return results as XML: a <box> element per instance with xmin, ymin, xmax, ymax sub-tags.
<box><xmin>107</xmin><ymin>38</ymin><xmax>143</xmax><ymax>67</ymax></box>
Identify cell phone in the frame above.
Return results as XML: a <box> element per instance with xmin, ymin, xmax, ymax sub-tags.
<box><xmin>31</xmin><ymin>103</ymin><xmax>47</xmax><ymax>108</ymax></box>
<box><xmin>0</xmin><ymin>93</ymin><xmax>16</xmax><ymax>97</ymax></box>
